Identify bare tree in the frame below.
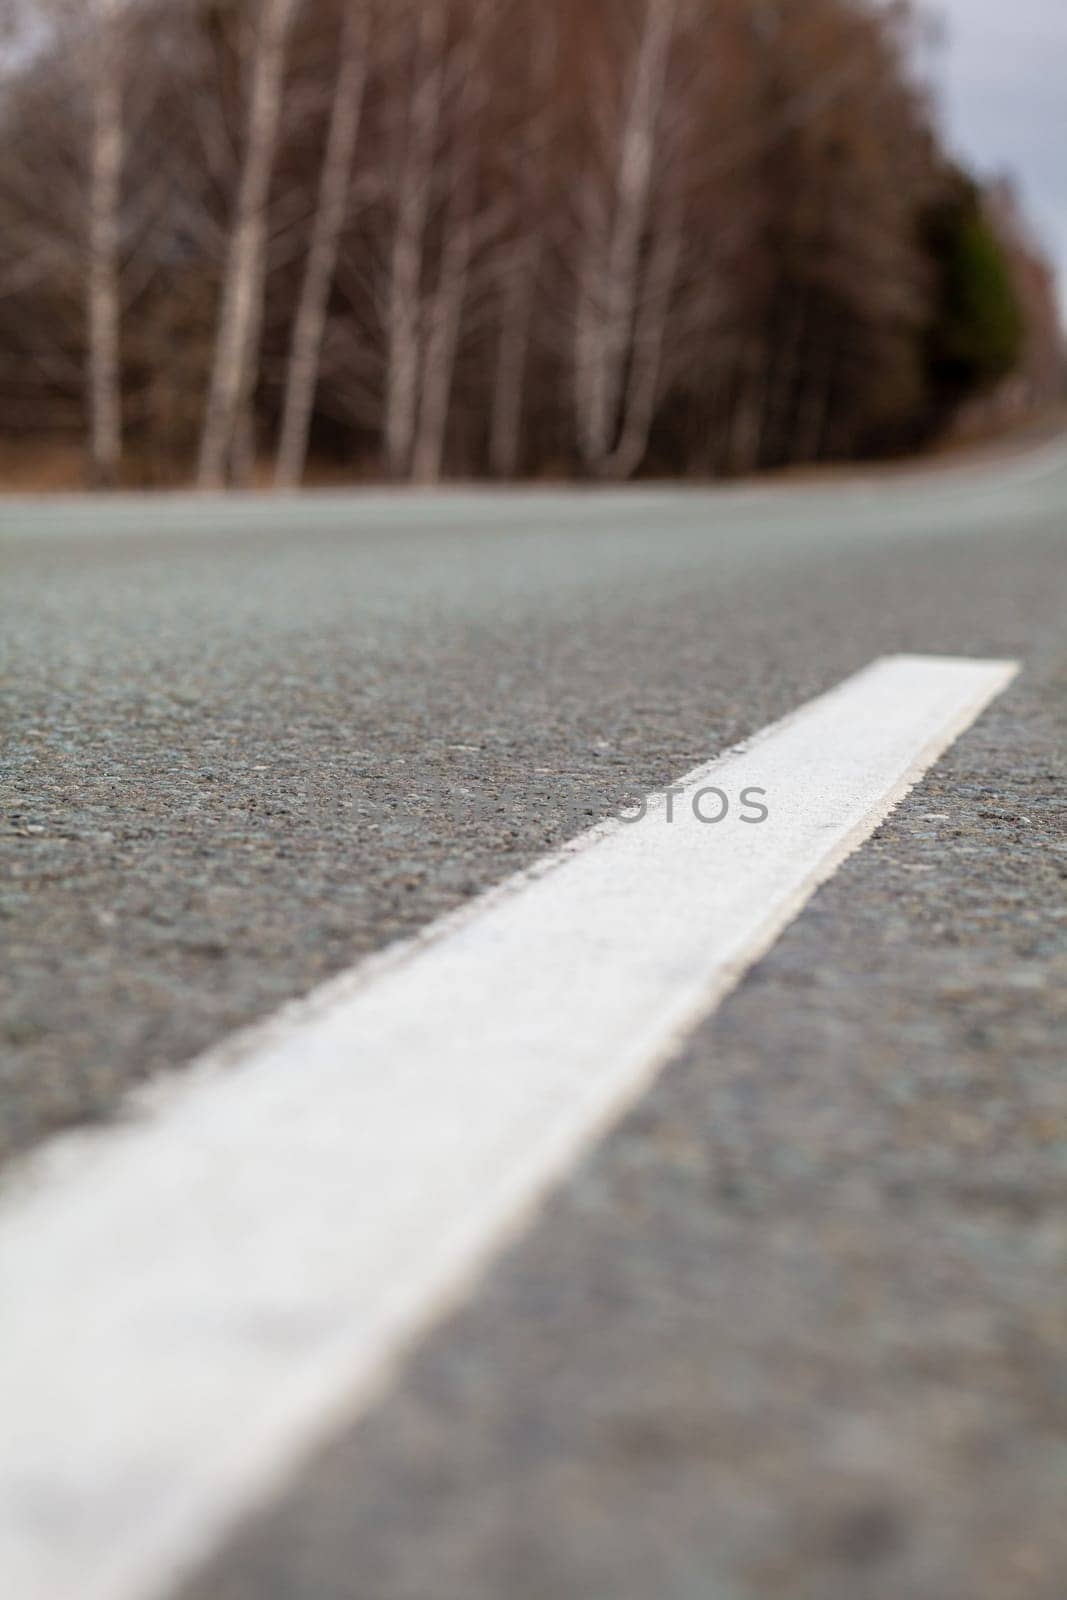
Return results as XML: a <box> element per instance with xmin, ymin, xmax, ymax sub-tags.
<box><xmin>382</xmin><ymin>0</ymin><xmax>448</xmax><ymax>479</ymax></box>
<box><xmin>274</xmin><ymin>2</ymin><xmax>370</xmax><ymax>488</ymax></box>
<box><xmin>87</xmin><ymin>0</ymin><xmax>123</xmax><ymax>487</ymax></box>
<box><xmin>197</xmin><ymin>0</ymin><xmax>298</xmax><ymax>489</ymax></box>
<box><xmin>410</xmin><ymin>0</ymin><xmax>497</xmax><ymax>484</ymax></box>
<box><xmin>574</xmin><ymin>0</ymin><xmax>678</xmax><ymax>476</ymax></box>
<box><xmin>603</xmin><ymin>180</ymin><xmax>685</xmax><ymax>478</ymax></box>
<box><xmin>0</xmin><ymin>0</ymin><xmax>1054</xmax><ymax>487</ymax></box>
<box><xmin>409</xmin><ymin>171</ymin><xmax>473</xmax><ymax>483</ymax></box>
<box><xmin>488</xmin><ymin>9</ymin><xmax>556</xmax><ymax>479</ymax></box>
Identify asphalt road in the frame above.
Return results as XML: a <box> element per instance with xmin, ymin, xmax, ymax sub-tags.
<box><xmin>2</xmin><ymin>445</ymin><xmax>1066</xmax><ymax>1597</ymax></box>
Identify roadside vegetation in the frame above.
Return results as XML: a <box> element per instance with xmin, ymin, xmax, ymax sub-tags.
<box><xmin>0</xmin><ymin>0</ymin><xmax>1062</xmax><ymax>488</ymax></box>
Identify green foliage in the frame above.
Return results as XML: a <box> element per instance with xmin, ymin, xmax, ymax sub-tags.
<box><xmin>924</xmin><ymin>179</ymin><xmax>1025</xmax><ymax>405</ymax></box>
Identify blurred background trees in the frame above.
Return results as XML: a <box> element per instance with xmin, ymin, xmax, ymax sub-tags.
<box><xmin>0</xmin><ymin>0</ymin><xmax>1061</xmax><ymax>488</ymax></box>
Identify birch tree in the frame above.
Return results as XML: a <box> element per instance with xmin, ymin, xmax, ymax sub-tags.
<box><xmin>274</xmin><ymin>2</ymin><xmax>370</xmax><ymax>488</ymax></box>
<box><xmin>197</xmin><ymin>0</ymin><xmax>298</xmax><ymax>488</ymax></box>
<box><xmin>488</xmin><ymin>9</ymin><xmax>556</xmax><ymax>479</ymax></box>
<box><xmin>410</xmin><ymin>0</ymin><xmax>497</xmax><ymax>485</ymax></box>
<box><xmin>409</xmin><ymin>163</ymin><xmax>474</xmax><ymax>483</ymax></box>
<box><xmin>573</xmin><ymin>0</ymin><xmax>678</xmax><ymax>476</ymax></box>
<box><xmin>383</xmin><ymin>0</ymin><xmax>448</xmax><ymax>479</ymax></box>
<box><xmin>603</xmin><ymin>179</ymin><xmax>685</xmax><ymax>478</ymax></box>
<box><xmin>0</xmin><ymin>0</ymin><xmax>1055</xmax><ymax>485</ymax></box>
<box><xmin>87</xmin><ymin>0</ymin><xmax>123</xmax><ymax>487</ymax></box>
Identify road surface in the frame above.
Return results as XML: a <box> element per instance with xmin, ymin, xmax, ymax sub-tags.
<box><xmin>1</xmin><ymin>444</ymin><xmax>1065</xmax><ymax>1599</ymax></box>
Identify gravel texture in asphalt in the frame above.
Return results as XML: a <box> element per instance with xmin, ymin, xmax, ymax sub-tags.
<box><xmin>1</xmin><ymin>452</ymin><xmax>1065</xmax><ymax>1599</ymax></box>
<box><xmin>181</xmin><ymin>584</ymin><xmax>1067</xmax><ymax>1600</ymax></box>
<box><xmin>2</xmin><ymin>460</ymin><xmax>1064</xmax><ymax>1170</ymax></box>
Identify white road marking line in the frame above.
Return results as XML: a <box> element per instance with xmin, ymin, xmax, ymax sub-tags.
<box><xmin>0</xmin><ymin>653</ymin><xmax>1017</xmax><ymax>1600</ymax></box>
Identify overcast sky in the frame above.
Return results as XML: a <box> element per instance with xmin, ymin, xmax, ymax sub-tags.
<box><xmin>931</xmin><ymin>0</ymin><xmax>1067</xmax><ymax>311</ymax></box>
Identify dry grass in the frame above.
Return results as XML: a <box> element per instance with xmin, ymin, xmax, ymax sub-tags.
<box><xmin>0</xmin><ymin>440</ymin><xmax>89</xmax><ymax>493</ymax></box>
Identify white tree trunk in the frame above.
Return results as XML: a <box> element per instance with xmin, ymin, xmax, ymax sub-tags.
<box><xmin>575</xmin><ymin>0</ymin><xmax>677</xmax><ymax>473</ymax></box>
<box><xmin>601</xmin><ymin>187</ymin><xmax>684</xmax><ymax>480</ymax></box>
<box><xmin>87</xmin><ymin>0</ymin><xmax>123</xmax><ymax>489</ymax></box>
<box><xmin>384</xmin><ymin>0</ymin><xmax>448</xmax><ymax>480</ymax></box>
<box><xmin>488</xmin><ymin>20</ymin><xmax>555</xmax><ymax>480</ymax></box>
<box><xmin>410</xmin><ymin>3</ymin><xmax>494</xmax><ymax>486</ymax></box>
<box><xmin>573</xmin><ymin>173</ymin><xmax>610</xmax><ymax>467</ymax></box>
<box><xmin>197</xmin><ymin>0</ymin><xmax>297</xmax><ymax>489</ymax></box>
<box><xmin>411</xmin><ymin>185</ymin><xmax>474</xmax><ymax>485</ymax></box>
<box><xmin>489</xmin><ymin>237</ymin><xmax>537</xmax><ymax>479</ymax></box>
<box><xmin>274</xmin><ymin>5</ymin><xmax>369</xmax><ymax>489</ymax></box>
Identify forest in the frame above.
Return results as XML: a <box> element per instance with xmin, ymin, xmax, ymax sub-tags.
<box><xmin>0</xmin><ymin>0</ymin><xmax>1061</xmax><ymax>489</ymax></box>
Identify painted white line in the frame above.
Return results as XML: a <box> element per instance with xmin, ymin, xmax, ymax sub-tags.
<box><xmin>0</xmin><ymin>654</ymin><xmax>1017</xmax><ymax>1600</ymax></box>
